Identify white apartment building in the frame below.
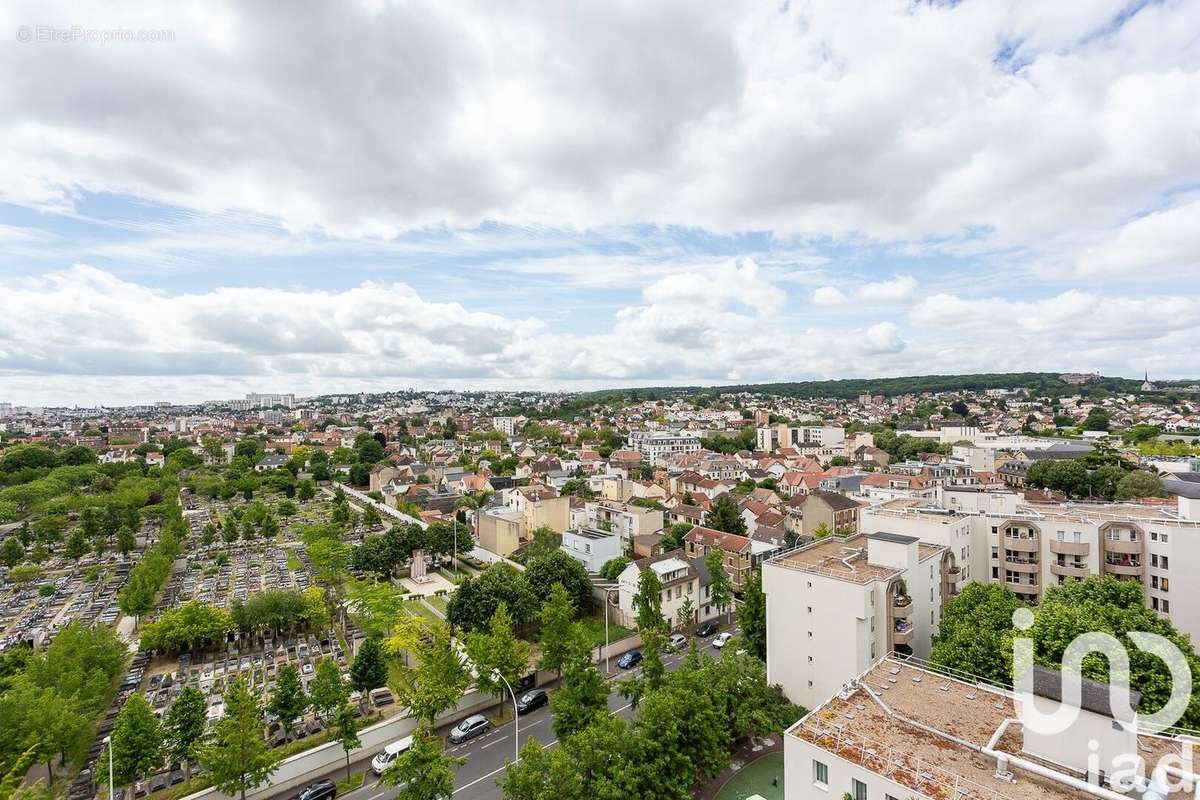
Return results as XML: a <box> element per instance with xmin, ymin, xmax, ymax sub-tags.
<box><xmin>615</xmin><ymin>551</ymin><xmax>721</xmax><ymax>629</ymax></box>
<box><xmin>492</xmin><ymin>416</ymin><xmax>520</xmax><ymax>437</ymax></box>
<box><xmin>861</xmin><ymin>490</ymin><xmax>1200</xmax><ymax>644</ymax></box>
<box><xmin>762</xmin><ymin>532</ymin><xmax>950</xmax><ymax>711</ymax></box>
<box><xmin>560</xmin><ymin>527</ymin><xmax>622</xmax><ymax>573</ymax></box>
<box><xmin>756</xmin><ymin>424</ymin><xmax>846</xmax><ymax>452</ymax></box>
<box><xmin>627</xmin><ymin>430</ymin><xmax>702</xmax><ymax>465</ymax></box>
<box><xmin>787</xmin><ymin>655</ymin><xmax>1185</xmax><ymax>800</ymax></box>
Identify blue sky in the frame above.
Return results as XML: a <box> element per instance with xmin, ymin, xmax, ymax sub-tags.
<box><xmin>1</xmin><ymin>0</ymin><xmax>1198</xmax><ymax>405</ymax></box>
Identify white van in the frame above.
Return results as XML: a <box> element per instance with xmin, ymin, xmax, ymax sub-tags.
<box><xmin>370</xmin><ymin>735</ymin><xmax>414</xmax><ymax>775</ymax></box>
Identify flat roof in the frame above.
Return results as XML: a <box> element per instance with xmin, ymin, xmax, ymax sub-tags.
<box><xmin>566</xmin><ymin>527</ymin><xmax>616</xmax><ymax>541</ymax></box>
<box><xmin>867</xmin><ymin>531</ymin><xmax>919</xmax><ymax>545</ymax></box>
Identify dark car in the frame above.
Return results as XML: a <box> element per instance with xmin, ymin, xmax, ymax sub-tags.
<box><xmin>448</xmin><ymin>714</ymin><xmax>490</xmax><ymax>744</ymax></box>
<box><xmin>516</xmin><ymin>689</ymin><xmax>548</xmax><ymax>715</ymax></box>
<box><xmin>617</xmin><ymin>650</ymin><xmax>643</xmax><ymax>669</ymax></box>
<box><xmin>295</xmin><ymin>779</ymin><xmax>336</xmax><ymax>800</ymax></box>
<box><xmin>696</xmin><ymin>620</ymin><xmax>719</xmax><ymax>638</ymax></box>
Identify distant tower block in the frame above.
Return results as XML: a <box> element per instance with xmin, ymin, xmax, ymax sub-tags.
<box><xmin>410</xmin><ymin>549</ymin><xmax>430</xmax><ymax>583</ymax></box>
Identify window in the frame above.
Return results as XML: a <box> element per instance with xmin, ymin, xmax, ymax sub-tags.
<box><xmin>1056</xmin><ymin>530</ymin><xmax>1065</xmax><ymax>541</ymax></box>
<box><xmin>1151</xmin><ymin>531</ymin><xmax>1159</xmax><ymax>541</ymax></box>
<box><xmin>1162</xmin><ymin>534</ymin><xmax>1170</xmax><ymax>543</ymax></box>
<box><xmin>1163</xmin><ymin>599</ymin><xmax>1170</xmax><ymax>613</ymax></box>
<box><xmin>1163</xmin><ymin>556</ymin><xmax>1170</xmax><ymax>569</ymax></box>
<box><xmin>1162</xmin><ymin>578</ymin><xmax>1170</xmax><ymax>592</ymax></box>
<box><xmin>812</xmin><ymin>760</ymin><xmax>828</xmax><ymax>786</ymax></box>
<box><xmin>851</xmin><ymin>778</ymin><xmax>867</xmax><ymax>800</ymax></box>
<box><xmin>1152</xmin><ymin>554</ymin><xmax>1159</xmax><ymax>568</ymax></box>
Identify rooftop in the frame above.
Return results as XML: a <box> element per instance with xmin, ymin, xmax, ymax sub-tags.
<box><xmin>767</xmin><ymin>535</ymin><xmax>901</xmax><ymax>584</ymax></box>
<box><xmin>788</xmin><ymin>657</ymin><xmax>1191</xmax><ymax>800</ymax></box>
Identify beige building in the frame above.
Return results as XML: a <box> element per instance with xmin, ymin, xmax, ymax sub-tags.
<box><xmin>861</xmin><ymin>490</ymin><xmax>1200</xmax><ymax>643</ymax></box>
<box><xmin>796</xmin><ymin>490</ymin><xmax>862</xmax><ymax>538</ymax></box>
<box><xmin>763</xmin><ymin>533</ymin><xmax>949</xmax><ymax>711</ymax></box>
<box><xmin>474</xmin><ymin>486</ymin><xmax>571</xmax><ymax>557</ymax></box>
<box><xmin>584</xmin><ymin>499</ymin><xmax>663</xmax><ymax>550</ymax></box>
<box><xmin>615</xmin><ymin>550</ymin><xmax>721</xmax><ymax>630</ymax></box>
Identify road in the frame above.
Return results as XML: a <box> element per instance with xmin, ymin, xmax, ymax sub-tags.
<box><xmin>265</xmin><ymin>626</ymin><xmax>741</xmax><ymax>800</ymax></box>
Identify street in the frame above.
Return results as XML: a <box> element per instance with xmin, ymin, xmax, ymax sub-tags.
<box><xmin>264</xmin><ymin>627</ymin><xmax>740</xmax><ymax>800</ymax></box>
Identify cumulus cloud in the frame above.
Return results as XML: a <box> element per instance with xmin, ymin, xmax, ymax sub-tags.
<box><xmin>812</xmin><ymin>276</ymin><xmax>917</xmax><ymax>306</ymax></box>
<box><xmin>1</xmin><ymin>0</ymin><xmax>1198</xmax><ymax>247</ymax></box>
<box><xmin>811</xmin><ymin>286</ymin><xmax>849</xmax><ymax>306</ymax></box>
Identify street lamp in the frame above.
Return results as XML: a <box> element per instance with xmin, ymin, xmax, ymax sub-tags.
<box><xmin>603</xmin><ymin>587</ymin><xmax>619</xmax><ymax>673</ymax></box>
<box><xmin>490</xmin><ymin>669</ymin><xmax>519</xmax><ymax>764</ymax></box>
<box><xmin>102</xmin><ymin>735</ymin><xmax>113</xmax><ymax>800</ymax></box>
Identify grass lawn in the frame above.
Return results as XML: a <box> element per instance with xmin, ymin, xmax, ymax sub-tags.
<box><xmin>713</xmin><ymin>752</ymin><xmax>784</xmax><ymax>800</ymax></box>
<box><xmin>577</xmin><ymin>615</ymin><xmax>635</xmax><ymax>648</ymax></box>
<box><xmin>437</xmin><ymin>567</ymin><xmax>465</xmax><ymax>584</ymax></box>
<box><xmin>336</xmin><ymin>773</ymin><xmax>365</xmax><ymax>794</ymax></box>
<box><xmin>285</xmin><ymin>548</ymin><xmax>302</xmax><ymax>571</ymax></box>
<box><xmin>425</xmin><ymin>595</ymin><xmax>449</xmax><ymax>614</ymax></box>
<box><xmin>404</xmin><ymin>599</ymin><xmax>442</xmax><ymax>625</ymax></box>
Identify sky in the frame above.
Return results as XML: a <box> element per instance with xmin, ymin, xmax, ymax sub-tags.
<box><xmin>1</xmin><ymin>0</ymin><xmax>1199</xmax><ymax>406</ymax></box>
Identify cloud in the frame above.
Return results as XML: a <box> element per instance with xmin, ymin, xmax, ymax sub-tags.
<box><xmin>812</xmin><ymin>286</ymin><xmax>849</xmax><ymax>306</ymax></box>
<box><xmin>1071</xmin><ymin>197</ymin><xmax>1200</xmax><ymax>278</ymax></box>
<box><xmin>1</xmin><ymin>0</ymin><xmax>1197</xmax><ymax>249</ymax></box>
<box><xmin>812</xmin><ymin>275</ymin><xmax>917</xmax><ymax>306</ymax></box>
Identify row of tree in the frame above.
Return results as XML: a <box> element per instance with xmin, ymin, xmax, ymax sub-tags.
<box><xmin>446</xmin><ymin>553</ymin><xmax>592</xmax><ymax>632</ymax></box>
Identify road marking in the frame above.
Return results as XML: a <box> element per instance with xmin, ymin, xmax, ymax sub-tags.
<box><xmin>368</xmin><ymin>791</ymin><xmax>389</xmax><ymax>800</ymax></box>
<box><xmin>523</xmin><ymin>717</ymin><xmax>544</xmax><ymax>728</ymax></box>
<box><xmin>479</xmin><ymin>735</ymin><xmax>508</xmax><ymax>749</ymax></box>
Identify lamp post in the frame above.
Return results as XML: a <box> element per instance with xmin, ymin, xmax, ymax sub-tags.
<box><xmin>102</xmin><ymin>735</ymin><xmax>114</xmax><ymax>800</ymax></box>
<box><xmin>603</xmin><ymin>587</ymin><xmax>619</xmax><ymax>673</ymax></box>
<box><xmin>491</xmin><ymin>669</ymin><xmax>519</xmax><ymax>764</ymax></box>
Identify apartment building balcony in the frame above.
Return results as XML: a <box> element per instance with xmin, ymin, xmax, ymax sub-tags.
<box><xmin>1104</xmin><ymin>561</ymin><xmax>1143</xmax><ymax>577</ymax></box>
<box><xmin>1005</xmin><ymin>559</ymin><xmax>1039</xmax><ymax>574</ymax></box>
<box><xmin>893</xmin><ymin>621</ymin><xmax>914</xmax><ymax>646</ymax></box>
<box><xmin>1006</xmin><ymin>580</ymin><xmax>1040</xmax><ymax>598</ymax></box>
<box><xmin>1104</xmin><ymin>539</ymin><xmax>1143</xmax><ymax>555</ymax></box>
<box><xmin>1049</xmin><ymin>540</ymin><xmax>1090</xmax><ymax>556</ymax></box>
<box><xmin>1050</xmin><ymin>562</ymin><xmax>1090</xmax><ymax>579</ymax></box>
<box><xmin>891</xmin><ymin>596</ymin><xmax>913</xmax><ymax>618</ymax></box>
<box><xmin>1004</xmin><ymin>537</ymin><xmax>1039</xmax><ymax>553</ymax></box>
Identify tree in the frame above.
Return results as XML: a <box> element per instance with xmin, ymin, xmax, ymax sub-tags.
<box><xmin>598</xmin><ymin>556</ymin><xmax>630</xmax><ymax>581</ymax></box>
<box><xmin>930</xmin><ymin>582</ymin><xmax>1023</xmax><ymax>685</ymax></box>
<box><xmin>535</xmin><ymin>584</ymin><xmax>576</xmax><ymax>680</ymax></box>
<box><xmin>346</xmin><ymin>579</ymin><xmax>407</xmax><ymax>638</ymax></box>
<box><xmin>812</xmin><ymin>522</ymin><xmax>833</xmax><ymax>540</ymax></box>
<box><xmin>498</xmin><ymin>738</ymin><xmax>583</xmax><ymax>800</ymax></box>
<box><xmin>632</xmin><ymin>567</ymin><xmax>665</xmax><ymax>633</ymax></box>
<box><xmin>447</xmin><ymin>564</ymin><xmax>535</xmax><ymax>632</ymax></box>
<box><xmin>361</xmin><ymin>503</ymin><xmax>382</xmax><ymax>528</ymax></box>
<box><xmin>705</xmin><ymin>495</ymin><xmax>746</xmax><ymax>536</ymax></box>
<box><xmin>466</xmin><ymin>603</ymin><xmax>531</xmax><ymax>710</ymax></box>
<box><xmin>676</xmin><ymin>596</ymin><xmax>696</xmax><ymax>632</ymax></box>
<box><xmin>1</xmin><ymin>537</ymin><xmax>23</xmax><ymax>568</ymax></box>
<box><xmin>379</xmin><ymin>727</ymin><xmax>464</xmax><ymax>800</ymax></box>
<box><xmin>1115</xmin><ymin>470</ymin><xmax>1166</xmax><ymax>500</ymax></box>
<box><xmin>1082</xmin><ymin>408</ymin><xmax>1110</xmax><ymax>431</ymax></box>
<box><xmin>738</xmin><ymin>568</ymin><xmax>766</xmax><ymax>660</ymax></box>
<box><xmin>548</xmin><ymin>626</ymin><xmax>607</xmax><ymax>741</ymax></box>
<box><xmin>331</xmin><ymin>704</ymin><xmax>360</xmax><ymax>783</ymax></box>
<box><xmin>267</xmin><ymin>664</ymin><xmax>309</xmax><ymax>740</ymax></box>
<box><xmin>200</xmin><ymin>679</ymin><xmax>278</xmax><ymax>800</ymax></box>
<box><xmin>222</xmin><ymin>516</ymin><xmax>240</xmax><ymax>544</ymax></box>
<box><xmin>110</xmin><ymin>694</ymin><xmax>164</xmax><ymax>799</ymax></box>
<box><xmin>308</xmin><ymin>658</ymin><xmax>348</xmax><ymax>722</ymax></box>
<box><xmin>705</xmin><ymin>547</ymin><xmax>733</xmax><ymax>624</ymax></box>
<box><xmin>116</xmin><ymin>525</ymin><xmax>136</xmax><ymax>557</ymax></box>
<box><xmin>297</xmin><ymin>479</ymin><xmax>316</xmax><ymax>502</ymax></box>
<box><xmin>64</xmin><ymin>528</ymin><xmax>88</xmax><ymax>560</ymax></box>
<box><xmin>390</xmin><ymin>623</ymin><xmax>471</xmax><ymax>726</ymax></box>
<box><xmin>524</xmin><ymin>551</ymin><xmax>592</xmax><ymax>612</ymax></box>
<box><xmin>350</xmin><ymin>637</ymin><xmax>389</xmax><ymax>697</ymax></box>
<box><xmin>164</xmin><ymin>686</ymin><xmax>208</xmax><ymax>780</ymax></box>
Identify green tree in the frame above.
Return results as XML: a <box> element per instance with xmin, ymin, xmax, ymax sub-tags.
<box><xmin>523</xmin><ymin>551</ymin><xmax>592</xmax><ymax>612</ymax></box>
<box><xmin>633</xmin><ymin>567</ymin><xmax>664</xmax><ymax>633</ymax></box>
<box><xmin>535</xmin><ymin>584</ymin><xmax>576</xmax><ymax>680</ymax></box>
<box><xmin>498</xmin><ymin>738</ymin><xmax>583</xmax><ymax>800</ymax></box>
<box><xmin>350</xmin><ymin>637</ymin><xmax>389</xmax><ymax>697</ymax></box>
<box><xmin>200</xmin><ymin>679</ymin><xmax>278</xmax><ymax>800</ymax></box>
<box><xmin>598</xmin><ymin>556</ymin><xmax>630</xmax><ymax>581</ymax></box>
<box><xmin>116</xmin><ymin>525</ymin><xmax>136</xmax><ymax>557</ymax></box>
<box><xmin>1115</xmin><ymin>470</ymin><xmax>1166</xmax><ymax>500</ymax></box>
<box><xmin>705</xmin><ymin>547</ymin><xmax>733</xmax><ymax>624</ymax></box>
<box><xmin>1</xmin><ymin>537</ymin><xmax>23</xmax><ymax>568</ymax></box>
<box><xmin>390</xmin><ymin>623</ymin><xmax>470</xmax><ymax>726</ymax></box>
<box><xmin>64</xmin><ymin>528</ymin><xmax>88</xmax><ymax>560</ymax></box>
<box><xmin>548</xmin><ymin>626</ymin><xmax>608</xmax><ymax>741</ymax></box>
<box><xmin>705</xmin><ymin>495</ymin><xmax>746</xmax><ymax>535</ymax></box>
<box><xmin>738</xmin><ymin>568</ymin><xmax>767</xmax><ymax>660</ymax></box>
<box><xmin>308</xmin><ymin>658</ymin><xmax>348</xmax><ymax>722</ymax></box>
<box><xmin>930</xmin><ymin>582</ymin><xmax>1022</xmax><ymax>685</ymax></box>
<box><xmin>466</xmin><ymin>603</ymin><xmax>531</xmax><ymax>710</ymax></box>
<box><xmin>379</xmin><ymin>727</ymin><xmax>463</xmax><ymax>800</ymax></box>
<box><xmin>297</xmin><ymin>480</ymin><xmax>316</xmax><ymax>502</ymax></box>
<box><xmin>267</xmin><ymin>664</ymin><xmax>308</xmax><ymax>740</ymax></box>
<box><xmin>110</xmin><ymin>694</ymin><xmax>164</xmax><ymax>799</ymax></box>
<box><xmin>331</xmin><ymin>704</ymin><xmax>360</xmax><ymax>783</ymax></box>
<box><xmin>164</xmin><ymin>686</ymin><xmax>208</xmax><ymax>780</ymax></box>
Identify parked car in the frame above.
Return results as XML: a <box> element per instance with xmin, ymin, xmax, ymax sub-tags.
<box><xmin>696</xmin><ymin>620</ymin><xmax>719</xmax><ymax>638</ymax></box>
<box><xmin>516</xmin><ymin>689</ymin><xmax>548</xmax><ymax>715</ymax></box>
<box><xmin>295</xmin><ymin>779</ymin><xmax>336</xmax><ymax>800</ymax></box>
<box><xmin>617</xmin><ymin>650</ymin><xmax>643</xmax><ymax>669</ymax></box>
<box><xmin>448</xmin><ymin>714</ymin><xmax>490</xmax><ymax>744</ymax></box>
<box><xmin>370</xmin><ymin>735</ymin><xmax>414</xmax><ymax>775</ymax></box>
<box><xmin>712</xmin><ymin>632</ymin><xmax>734</xmax><ymax>649</ymax></box>
<box><xmin>667</xmin><ymin>633</ymin><xmax>688</xmax><ymax>650</ymax></box>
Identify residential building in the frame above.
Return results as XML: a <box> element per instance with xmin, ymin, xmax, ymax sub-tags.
<box><xmin>254</xmin><ymin>453</ymin><xmax>288</xmax><ymax>471</ymax></box>
<box><xmin>560</xmin><ymin>527</ymin><xmax>622</xmax><ymax>573</ymax></box>
<box><xmin>627</xmin><ymin>430</ymin><xmax>702</xmax><ymax>464</ymax></box>
<box><xmin>682</xmin><ymin>524</ymin><xmax>782</xmax><ymax>592</ymax></box>
<box><xmin>786</xmin><ymin>655</ymin><xmax>1188</xmax><ymax>800</ymax></box>
<box><xmin>763</xmin><ymin>532</ymin><xmax>949</xmax><ymax>710</ymax></box>
<box><xmin>492</xmin><ymin>416</ymin><xmax>519</xmax><ymax>437</ymax></box>
<box><xmin>584</xmin><ymin>499</ymin><xmax>663</xmax><ymax>549</ymax></box>
<box><xmin>615</xmin><ymin>550</ymin><xmax>721</xmax><ymax>629</ymax></box>
<box><xmin>756</xmin><ymin>424</ymin><xmax>846</xmax><ymax>452</ymax></box>
<box><xmin>795</xmin><ymin>490</ymin><xmax>861</xmax><ymax>538</ymax></box>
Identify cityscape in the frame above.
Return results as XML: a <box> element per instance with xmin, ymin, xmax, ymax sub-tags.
<box><xmin>3</xmin><ymin>3</ymin><xmax>1200</xmax><ymax>800</ymax></box>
